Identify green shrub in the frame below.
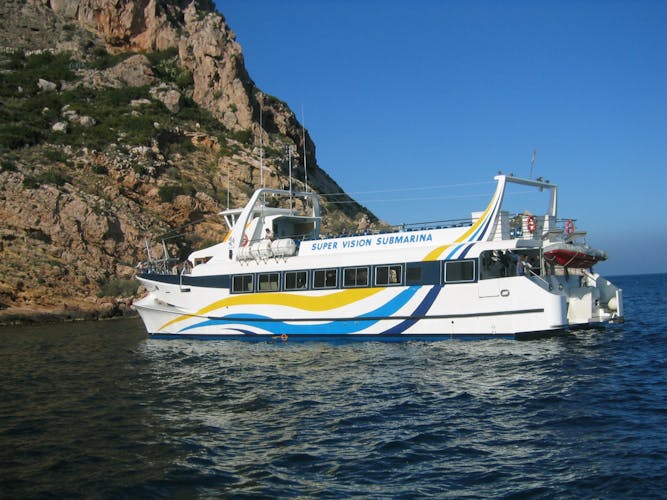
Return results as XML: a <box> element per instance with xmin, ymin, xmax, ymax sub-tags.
<box><xmin>0</xmin><ymin>51</ymin><xmax>75</xmax><ymax>97</ymax></box>
<box><xmin>50</xmin><ymin>86</ymin><xmax>161</xmax><ymax>148</ymax></box>
<box><xmin>145</xmin><ymin>48</ymin><xmax>195</xmax><ymax>90</ymax></box>
<box><xmin>145</xmin><ymin>47</ymin><xmax>179</xmax><ymax>67</ymax></box>
<box><xmin>166</xmin><ymin>166</ymin><xmax>181</xmax><ymax>178</ymax></box>
<box><xmin>175</xmin><ymin>70</ymin><xmax>194</xmax><ymax>89</ymax></box>
<box><xmin>22</xmin><ymin>175</ymin><xmax>39</xmax><ymax>189</ymax></box>
<box><xmin>27</xmin><ymin>228</ymin><xmax>52</xmax><ymax>244</ymax></box>
<box><xmin>0</xmin><ymin>124</ymin><xmax>43</xmax><ymax>150</ymax></box>
<box><xmin>0</xmin><ymin>160</ymin><xmax>17</xmax><ymax>172</ymax></box>
<box><xmin>43</xmin><ymin>149</ymin><xmax>69</xmax><ymax>164</ymax></box>
<box><xmin>158</xmin><ymin>183</ymin><xmax>195</xmax><ymax>202</ymax></box>
<box><xmin>1</xmin><ymin>51</ymin><xmax>25</xmax><ymax>71</ymax></box>
<box><xmin>89</xmin><ymin>48</ymin><xmax>135</xmax><ymax>70</ymax></box>
<box><xmin>92</xmin><ymin>163</ymin><xmax>108</xmax><ymax>175</ymax></box>
<box><xmin>97</xmin><ymin>277</ymin><xmax>139</xmax><ymax>298</ymax></box>
<box><xmin>37</xmin><ymin>168</ymin><xmax>71</xmax><ymax>186</ymax></box>
<box><xmin>132</xmin><ymin>164</ymin><xmax>147</xmax><ymax>176</ymax></box>
<box><xmin>174</xmin><ymin>97</ymin><xmax>228</xmax><ymax>133</ymax></box>
<box><xmin>230</xmin><ymin>129</ymin><xmax>253</xmax><ymax>144</ymax></box>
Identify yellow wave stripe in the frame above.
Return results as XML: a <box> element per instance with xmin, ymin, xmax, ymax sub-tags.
<box><xmin>159</xmin><ymin>287</ymin><xmax>384</xmax><ymax>331</ymax></box>
<box><xmin>421</xmin><ymin>195</ymin><xmax>495</xmax><ymax>261</ymax></box>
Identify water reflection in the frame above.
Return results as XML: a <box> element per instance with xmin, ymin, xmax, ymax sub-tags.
<box><xmin>135</xmin><ymin>334</ymin><xmax>604</xmax><ymax>496</ymax></box>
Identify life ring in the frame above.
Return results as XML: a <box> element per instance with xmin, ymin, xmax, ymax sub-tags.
<box><xmin>280</xmin><ymin>333</ymin><xmax>288</xmax><ymax>341</ymax></box>
<box><xmin>526</xmin><ymin>215</ymin><xmax>537</xmax><ymax>234</ymax></box>
<box><xmin>565</xmin><ymin>219</ymin><xmax>575</xmax><ymax>234</ymax></box>
<box><xmin>241</xmin><ymin>234</ymin><xmax>248</xmax><ymax>247</ymax></box>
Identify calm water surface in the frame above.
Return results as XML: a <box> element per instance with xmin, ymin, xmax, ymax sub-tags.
<box><xmin>1</xmin><ymin>274</ymin><xmax>666</xmax><ymax>498</ymax></box>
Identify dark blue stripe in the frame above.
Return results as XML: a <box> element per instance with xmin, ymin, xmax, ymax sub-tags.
<box><xmin>380</xmin><ymin>285</ymin><xmax>442</xmax><ymax>335</ymax></box>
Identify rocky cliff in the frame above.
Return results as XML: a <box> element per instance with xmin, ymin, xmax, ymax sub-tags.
<box><xmin>0</xmin><ymin>0</ymin><xmax>377</xmax><ymax>322</ymax></box>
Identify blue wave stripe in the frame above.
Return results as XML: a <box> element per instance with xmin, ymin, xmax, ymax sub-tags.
<box><xmin>459</xmin><ymin>242</ymin><xmax>476</xmax><ymax>259</ymax></box>
<box><xmin>469</xmin><ymin>194</ymin><xmax>501</xmax><ymax>241</ymax></box>
<box><xmin>444</xmin><ymin>244</ymin><xmax>464</xmax><ymax>260</ymax></box>
<box><xmin>178</xmin><ymin>286</ymin><xmax>422</xmax><ymax>335</ymax></box>
<box><xmin>380</xmin><ymin>285</ymin><xmax>442</xmax><ymax>335</ymax></box>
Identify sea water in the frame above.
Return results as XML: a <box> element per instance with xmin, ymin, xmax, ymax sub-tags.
<box><xmin>1</xmin><ymin>274</ymin><xmax>665</xmax><ymax>498</ymax></box>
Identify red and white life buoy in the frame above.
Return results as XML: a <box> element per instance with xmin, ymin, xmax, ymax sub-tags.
<box><xmin>565</xmin><ymin>219</ymin><xmax>575</xmax><ymax>234</ymax></box>
<box><xmin>241</xmin><ymin>234</ymin><xmax>248</xmax><ymax>246</ymax></box>
<box><xmin>526</xmin><ymin>215</ymin><xmax>537</xmax><ymax>234</ymax></box>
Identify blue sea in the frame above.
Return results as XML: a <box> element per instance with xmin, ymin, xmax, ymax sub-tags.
<box><xmin>1</xmin><ymin>274</ymin><xmax>666</xmax><ymax>498</ymax></box>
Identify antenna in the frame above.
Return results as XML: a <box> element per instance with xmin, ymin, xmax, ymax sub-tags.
<box><xmin>259</xmin><ymin>100</ymin><xmax>264</xmax><ymax>189</ymax></box>
<box><xmin>529</xmin><ymin>148</ymin><xmax>537</xmax><ymax>178</ymax></box>
<box><xmin>302</xmin><ymin>105</ymin><xmax>308</xmax><ymax>192</ymax></box>
<box><xmin>226</xmin><ymin>162</ymin><xmax>230</xmax><ymax>209</ymax></box>
<box><xmin>287</xmin><ymin>145</ymin><xmax>293</xmax><ymax>211</ymax></box>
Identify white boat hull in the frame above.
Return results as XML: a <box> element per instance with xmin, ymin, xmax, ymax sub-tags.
<box><xmin>135</xmin><ymin>277</ymin><xmax>580</xmax><ymax>340</ymax></box>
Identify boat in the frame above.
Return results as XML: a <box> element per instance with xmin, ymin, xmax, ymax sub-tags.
<box><xmin>134</xmin><ymin>174</ymin><xmax>624</xmax><ymax>340</ymax></box>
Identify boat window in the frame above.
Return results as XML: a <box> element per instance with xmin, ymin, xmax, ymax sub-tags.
<box><xmin>375</xmin><ymin>264</ymin><xmax>403</xmax><ymax>286</ymax></box>
<box><xmin>406</xmin><ymin>265</ymin><xmax>422</xmax><ymax>284</ymax></box>
<box><xmin>479</xmin><ymin>250</ymin><xmax>512</xmax><ymax>280</ymax></box>
<box><xmin>284</xmin><ymin>270</ymin><xmax>308</xmax><ymax>290</ymax></box>
<box><xmin>258</xmin><ymin>272</ymin><xmax>280</xmax><ymax>291</ymax></box>
<box><xmin>313</xmin><ymin>268</ymin><xmax>337</xmax><ymax>289</ymax></box>
<box><xmin>444</xmin><ymin>260</ymin><xmax>476</xmax><ymax>283</ymax></box>
<box><xmin>343</xmin><ymin>267</ymin><xmax>369</xmax><ymax>288</ymax></box>
<box><xmin>232</xmin><ymin>274</ymin><xmax>253</xmax><ymax>293</ymax></box>
<box><xmin>406</xmin><ymin>261</ymin><xmax>441</xmax><ymax>285</ymax></box>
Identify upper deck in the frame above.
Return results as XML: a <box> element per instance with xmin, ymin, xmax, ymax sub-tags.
<box><xmin>179</xmin><ymin>174</ymin><xmax>583</xmax><ymax>276</ymax></box>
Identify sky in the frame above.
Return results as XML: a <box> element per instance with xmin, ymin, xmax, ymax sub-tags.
<box><xmin>215</xmin><ymin>0</ymin><xmax>667</xmax><ymax>276</ymax></box>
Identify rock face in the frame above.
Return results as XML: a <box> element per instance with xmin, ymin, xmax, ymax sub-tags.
<box><xmin>21</xmin><ymin>0</ymin><xmax>323</xmax><ymax>176</ymax></box>
<box><xmin>0</xmin><ymin>0</ymin><xmax>376</xmax><ymax>320</ymax></box>
<box><xmin>33</xmin><ymin>1</ymin><xmax>257</xmax><ymax>130</ymax></box>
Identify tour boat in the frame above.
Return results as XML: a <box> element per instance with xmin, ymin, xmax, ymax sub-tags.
<box><xmin>134</xmin><ymin>174</ymin><xmax>624</xmax><ymax>340</ymax></box>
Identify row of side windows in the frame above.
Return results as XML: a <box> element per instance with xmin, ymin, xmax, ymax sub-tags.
<box><xmin>231</xmin><ymin>259</ymin><xmax>476</xmax><ymax>293</ymax></box>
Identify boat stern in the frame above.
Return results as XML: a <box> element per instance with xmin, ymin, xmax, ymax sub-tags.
<box><xmin>564</xmin><ymin>271</ymin><xmax>624</xmax><ymax>327</ymax></box>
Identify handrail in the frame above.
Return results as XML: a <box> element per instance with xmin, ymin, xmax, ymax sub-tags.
<box><xmin>179</xmin><ymin>266</ymin><xmax>190</xmax><ymax>292</ymax></box>
<box><xmin>526</xmin><ymin>267</ymin><xmax>550</xmax><ymax>289</ymax></box>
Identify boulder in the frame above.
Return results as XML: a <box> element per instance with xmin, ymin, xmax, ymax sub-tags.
<box><xmin>79</xmin><ymin>115</ymin><xmax>96</xmax><ymax>127</ymax></box>
<box><xmin>38</xmin><ymin>79</ymin><xmax>57</xmax><ymax>92</ymax></box>
<box><xmin>150</xmin><ymin>84</ymin><xmax>182</xmax><ymax>113</ymax></box>
<box><xmin>52</xmin><ymin>121</ymin><xmax>68</xmax><ymax>133</ymax></box>
<box><xmin>130</xmin><ymin>98</ymin><xmax>152</xmax><ymax>108</ymax></box>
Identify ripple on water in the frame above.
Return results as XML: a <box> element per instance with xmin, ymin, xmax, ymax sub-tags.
<box><xmin>2</xmin><ymin>275</ymin><xmax>667</xmax><ymax>497</ymax></box>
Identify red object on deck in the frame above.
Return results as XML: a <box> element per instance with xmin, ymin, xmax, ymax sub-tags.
<box><xmin>544</xmin><ymin>244</ymin><xmax>607</xmax><ymax>268</ymax></box>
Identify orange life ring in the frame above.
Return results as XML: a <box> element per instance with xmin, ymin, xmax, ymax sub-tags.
<box><xmin>526</xmin><ymin>215</ymin><xmax>537</xmax><ymax>234</ymax></box>
<box><xmin>280</xmin><ymin>333</ymin><xmax>288</xmax><ymax>341</ymax></box>
<box><xmin>565</xmin><ymin>219</ymin><xmax>575</xmax><ymax>234</ymax></box>
<box><xmin>241</xmin><ymin>234</ymin><xmax>248</xmax><ymax>246</ymax></box>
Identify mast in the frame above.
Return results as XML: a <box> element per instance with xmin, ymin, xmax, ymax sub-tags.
<box><xmin>287</xmin><ymin>145</ymin><xmax>293</xmax><ymax>211</ymax></box>
<box><xmin>302</xmin><ymin>106</ymin><xmax>308</xmax><ymax>192</ymax></box>
<box><xmin>259</xmin><ymin>100</ymin><xmax>264</xmax><ymax>189</ymax></box>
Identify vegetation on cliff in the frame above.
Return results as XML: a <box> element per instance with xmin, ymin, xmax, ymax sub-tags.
<box><xmin>0</xmin><ymin>0</ymin><xmax>377</xmax><ymax>321</ymax></box>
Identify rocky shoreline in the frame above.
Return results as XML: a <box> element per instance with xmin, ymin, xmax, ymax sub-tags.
<box><xmin>0</xmin><ymin>297</ymin><xmax>136</xmax><ymax>326</ymax></box>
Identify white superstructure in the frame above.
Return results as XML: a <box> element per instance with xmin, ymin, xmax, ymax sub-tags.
<box><xmin>135</xmin><ymin>175</ymin><xmax>623</xmax><ymax>340</ymax></box>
